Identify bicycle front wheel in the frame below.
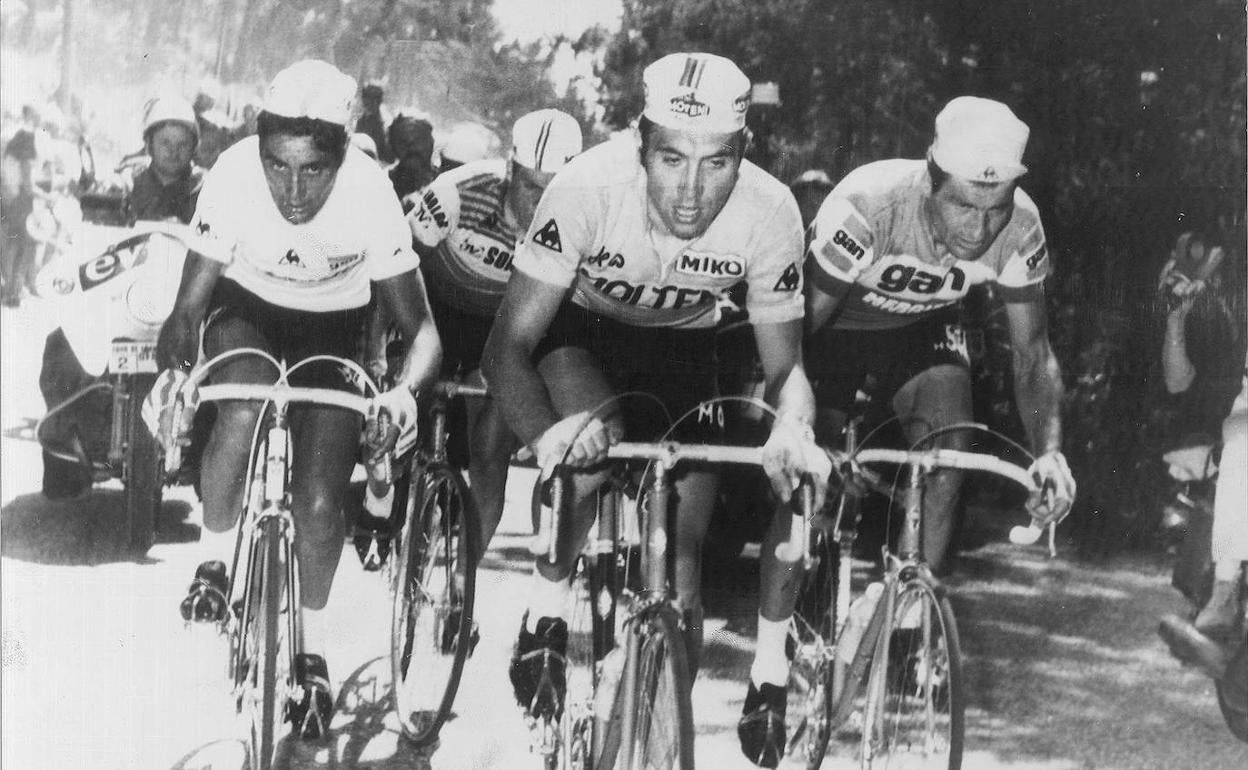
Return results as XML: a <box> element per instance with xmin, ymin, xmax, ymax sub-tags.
<box><xmin>242</xmin><ymin>517</ymin><xmax>287</xmax><ymax>770</ymax></box>
<box><xmin>618</xmin><ymin>605</ymin><xmax>694</xmax><ymax>770</ymax></box>
<box><xmin>390</xmin><ymin>463</ymin><xmax>480</xmax><ymax>745</ymax></box>
<box><xmin>788</xmin><ymin>530</ymin><xmax>840</xmax><ymax>769</ymax></box>
<box><xmin>860</xmin><ymin>579</ymin><xmax>964</xmax><ymax>770</ymax></box>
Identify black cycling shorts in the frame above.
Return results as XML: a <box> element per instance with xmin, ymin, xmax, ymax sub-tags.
<box><xmin>806</xmin><ymin>308</ymin><xmax>970</xmax><ymax>412</ymax></box>
<box><xmin>534</xmin><ymin>302</ymin><xmax>724</xmax><ymax>442</ymax></box>
<box><xmin>202</xmin><ymin>279</ymin><xmax>369</xmax><ymax>391</ymax></box>
<box><xmin>427</xmin><ymin>290</ymin><xmax>494</xmax><ymax>377</ymax></box>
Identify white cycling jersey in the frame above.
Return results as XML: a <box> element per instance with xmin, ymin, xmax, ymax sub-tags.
<box><xmin>512</xmin><ymin>133</ymin><xmax>804</xmax><ymax>330</ymax></box>
<box><xmin>191</xmin><ymin>137</ymin><xmax>419</xmax><ymax>312</ymax></box>
<box><xmin>808</xmin><ymin>159</ymin><xmax>1050</xmax><ymax>331</ymax></box>
<box><xmin>405</xmin><ymin>159</ymin><xmax>518</xmax><ymax>316</ymax></box>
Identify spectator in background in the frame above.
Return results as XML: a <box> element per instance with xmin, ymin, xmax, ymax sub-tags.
<box><xmin>1158</xmin><ymin>232</ymin><xmax>1247</xmax><ymax>638</ymax></box>
<box><xmin>126</xmin><ymin>96</ymin><xmax>205</xmax><ymax>224</ymax></box>
<box><xmin>387</xmin><ymin>113</ymin><xmax>436</xmax><ymax>200</ymax></box>
<box><xmin>1</xmin><ymin>103</ymin><xmax>40</xmax><ymax>305</ymax></box>
<box><xmin>789</xmin><ymin>168</ymin><xmax>833</xmax><ymax>231</ymax></box>
<box><xmin>438</xmin><ymin>121</ymin><xmax>494</xmax><ymax>173</ymax></box>
<box><xmin>355</xmin><ymin>83</ymin><xmax>393</xmax><ymax>163</ymax></box>
<box><xmin>192</xmin><ymin>89</ymin><xmax>239</xmax><ymax>169</ymax></box>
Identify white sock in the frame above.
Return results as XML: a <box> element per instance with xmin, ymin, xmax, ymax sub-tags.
<box><xmin>364</xmin><ymin>484</ymin><xmax>394</xmax><ymax>520</ymax></box>
<box><xmin>302</xmin><ymin>605</ymin><xmax>326</xmax><ymax>656</ymax></box>
<box><xmin>750</xmin><ymin>615</ymin><xmax>791</xmax><ymax>687</ymax></box>
<box><xmin>525</xmin><ymin>570</ymin><xmax>571</xmax><ymax>629</ymax></box>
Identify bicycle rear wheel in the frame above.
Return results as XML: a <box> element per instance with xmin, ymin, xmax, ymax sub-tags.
<box><xmin>787</xmin><ymin>530</ymin><xmax>840</xmax><ymax>769</ymax></box>
<box><xmin>241</xmin><ymin>517</ymin><xmax>287</xmax><ymax>770</ymax></box>
<box><xmin>390</xmin><ymin>463</ymin><xmax>480</xmax><ymax>745</ymax></box>
<box><xmin>860</xmin><ymin>579</ymin><xmax>964</xmax><ymax>770</ymax></box>
<box><xmin>615</xmin><ymin>605</ymin><xmax>694</xmax><ymax>770</ymax></box>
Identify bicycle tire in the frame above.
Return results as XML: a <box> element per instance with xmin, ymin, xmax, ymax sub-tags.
<box><xmin>1216</xmin><ymin>637</ymin><xmax>1248</xmax><ymax>743</ymax></box>
<box><xmin>860</xmin><ymin>579</ymin><xmax>964</xmax><ymax>770</ymax></box>
<box><xmin>390</xmin><ymin>462</ymin><xmax>480</xmax><ymax>745</ymax></box>
<box><xmin>122</xmin><ymin>372</ymin><xmax>161</xmax><ymax>554</ymax></box>
<box><xmin>246</xmin><ymin>516</ymin><xmax>286</xmax><ymax>770</ymax></box>
<box><xmin>787</xmin><ymin>530</ymin><xmax>840</xmax><ymax>769</ymax></box>
<box><xmin>607</xmin><ymin>605</ymin><xmax>694</xmax><ymax>770</ymax></box>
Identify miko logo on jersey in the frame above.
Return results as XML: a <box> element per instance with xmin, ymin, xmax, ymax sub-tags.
<box><xmin>676</xmin><ymin>251</ymin><xmax>743</xmax><ymax>277</ymax></box>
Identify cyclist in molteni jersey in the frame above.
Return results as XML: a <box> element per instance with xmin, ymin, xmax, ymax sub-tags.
<box><xmin>481</xmin><ymin>52</ymin><xmax>830</xmax><ymax>724</ymax></box>
<box><xmin>146</xmin><ymin>60</ymin><xmax>442</xmax><ymax>738</ymax></box>
<box><xmin>737</xmin><ymin>96</ymin><xmax>1078</xmax><ymax>766</ymax></box>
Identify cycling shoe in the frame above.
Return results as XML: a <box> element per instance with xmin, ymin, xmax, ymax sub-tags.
<box><xmin>737</xmin><ymin>680</ymin><xmax>786</xmax><ymax>768</ymax></box>
<box><xmin>286</xmin><ymin>653</ymin><xmax>334</xmax><ymax>740</ymax></box>
<box><xmin>180</xmin><ymin>560</ymin><xmax>229</xmax><ymax>624</ymax></box>
<box><xmin>509</xmin><ymin>612</ymin><xmax>568</xmax><ymax>720</ymax></box>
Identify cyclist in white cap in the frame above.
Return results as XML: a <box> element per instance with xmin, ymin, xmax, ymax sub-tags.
<box><xmin>378</xmin><ymin>109</ymin><xmax>583</xmax><ymax>582</ymax></box>
<box><xmin>147</xmin><ymin>59</ymin><xmax>442</xmax><ymax>739</ymax></box>
<box><xmin>481</xmin><ymin>52</ymin><xmax>828</xmax><ymax>724</ymax></box>
<box><xmin>739</xmin><ymin>96</ymin><xmax>1078</xmax><ymax>766</ymax></box>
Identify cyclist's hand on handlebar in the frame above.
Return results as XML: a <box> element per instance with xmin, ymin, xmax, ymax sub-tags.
<box><xmin>373</xmin><ymin>387</ymin><xmax>419</xmax><ymax>457</ymax></box>
<box><xmin>1025</xmin><ymin>451</ymin><xmax>1076</xmax><ymax>528</ymax></box>
<box><xmin>141</xmin><ymin>369</ymin><xmax>198</xmax><ymax>451</ymax></box>
<box><xmin>533</xmin><ymin>412</ymin><xmax>618</xmax><ymax>480</ymax></box>
<box><xmin>763</xmin><ymin>414</ymin><xmax>832</xmax><ymax>512</ymax></box>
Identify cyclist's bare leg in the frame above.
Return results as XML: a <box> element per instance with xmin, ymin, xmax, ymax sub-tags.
<box><xmin>199</xmin><ymin>319</ymin><xmax>277</xmax><ymax>533</ymax></box>
<box><xmin>289</xmin><ymin>406</ymin><xmax>364</xmax><ymax>610</ymax></box>
<box><xmin>891</xmin><ymin>363</ymin><xmax>972</xmax><ymax>573</ymax></box>
<box><xmin>529</xmin><ymin>346</ymin><xmax>619</xmax><ymax>582</ymax></box>
<box><xmin>467</xmin><ymin>393</ymin><xmax>522</xmax><ymax>561</ymax></box>
<box><xmin>671</xmin><ymin>467</ymin><xmax>719</xmax><ymax>674</ymax></box>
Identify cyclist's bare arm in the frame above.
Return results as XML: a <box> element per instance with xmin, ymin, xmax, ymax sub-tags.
<box><xmin>375</xmin><ymin>269</ymin><xmax>442</xmax><ymax>395</ymax></box>
<box><xmin>1002</xmin><ymin>290</ymin><xmax>1064</xmax><ymax>457</ymax></box>
<box><xmin>156</xmin><ymin>251</ymin><xmax>226</xmax><ymax>372</ymax></box>
<box><xmin>481</xmin><ymin>271</ymin><xmax>568</xmax><ymax>448</ymax></box>
<box><xmin>754</xmin><ymin>317</ymin><xmax>816</xmax><ymax>424</ymax></box>
<box><xmin>804</xmin><ymin>271</ymin><xmax>853</xmax><ymax>335</ymax></box>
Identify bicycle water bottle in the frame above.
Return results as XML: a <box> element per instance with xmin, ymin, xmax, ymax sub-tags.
<box><xmin>835</xmin><ymin>581</ymin><xmax>884</xmax><ymax>667</ymax></box>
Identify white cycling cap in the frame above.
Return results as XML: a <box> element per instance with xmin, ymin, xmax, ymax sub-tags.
<box><xmin>642</xmin><ymin>53</ymin><xmax>751</xmax><ymax>134</ymax></box>
<box><xmin>929</xmin><ymin>96</ymin><xmax>1029</xmax><ymax>183</ymax></box>
<box><xmin>349</xmin><ymin>132</ymin><xmax>379</xmax><ymax>160</ymax></box>
<box><xmin>143</xmin><ymin>96</ymin><xmax>199</xmax><ymax>140</ymax></box>
<box><xmin>263</xmin><ymin>59</ymin><xmax>357</xmax><ymax>127</ymax></box>
<box><xmin>511</xmin><ymin>109</ymin><xmax>583</xmax><ymax>173</ymax></box>
<box><xmin>441</xmin><ymin>122</ymin><xmax>495</xmax><ymax>166</ymax></box>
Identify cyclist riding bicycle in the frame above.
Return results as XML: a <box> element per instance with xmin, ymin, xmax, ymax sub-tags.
<box><xmin>480</xmin><ymin>52</ymin><xmax>830</xmax><ymax>722</ymax></box>
<box><xmin>738</xmin><ymin>96</ymin><xmax>1078</xmax><ymax>766</ymax></box>
<box><xmin>145</xmin><ymin>59</ymin><xmax>442</xmax><ymax>738</ymax></box>
<box><xmin>388</xmin><ymin>108</ymin><xmax>584</xmax><ymax>564</ymax></box>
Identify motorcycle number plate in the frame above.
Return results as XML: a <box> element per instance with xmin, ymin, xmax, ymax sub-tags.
<box><xmin>109</xmin><ymin>341</ymin><xmax>158</xmax><ymax>374</ymax></box>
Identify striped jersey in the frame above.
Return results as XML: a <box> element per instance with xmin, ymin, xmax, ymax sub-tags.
<box><xmin>404</xmin><ymin>159</ymin><xmax>519</xmax><ymax>317</ymax></box>
<box><xmin>190</xmin><ymin>137</ymin><xmax>418</xmax><ymax>312</ymax></box>
<box><xmin>807</xmin><ymin>159</ymin><xmax>1050</xmax><ymax>331</ymax></box>
<box><xmin>512</xmin><ymin>133</ymin><xmax>804</xmax><ymax>330</ymax></box>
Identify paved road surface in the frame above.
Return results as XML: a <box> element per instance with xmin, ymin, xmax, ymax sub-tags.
<box><xmin>3</xmin><ymin>299</ymin><xmax>1246</xmax><ymax>769</ymax></box>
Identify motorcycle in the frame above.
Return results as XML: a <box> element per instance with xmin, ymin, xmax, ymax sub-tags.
<box><xmin>31</xmin><ymin>192</ymin><xmax>191</xmax><ymax>555</ymax></box>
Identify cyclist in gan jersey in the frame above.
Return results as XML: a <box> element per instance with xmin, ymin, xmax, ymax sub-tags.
<box><xmin>738</xmin><ymin>97</ymin><xmax>1078</xmax><ymax>766</ymax></box>
<box><xmin>404</xmin><ymin>109</ymin><xmax>583</xmax><ymax>560</ymax></box>
<box><xmin>482</xmin><ymin>52</ymin><xmax>830</xmax><ymax>721</ymax></box>
<box><xmin>148</xmin><ymin>60</ymin><xmax>442</xmax><ymax>737</ymax></box>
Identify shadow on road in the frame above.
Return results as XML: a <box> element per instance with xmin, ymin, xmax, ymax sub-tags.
<box><xmin>1</xmin><ymin>490</ymin><xmax>196</xmax><ymax>565</ymax></box>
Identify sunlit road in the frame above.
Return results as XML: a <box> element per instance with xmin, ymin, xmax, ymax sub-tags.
<box><xmin>4</xmin><ymin>298</ymin><xmax>1246</xmax><ymax>769</ymax></box>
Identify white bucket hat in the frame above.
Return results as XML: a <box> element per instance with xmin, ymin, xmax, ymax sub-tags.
<box><xmin>929</xmin><ymin>96</ymin><xmax>1029</xmax><ymax>183</ymax></box>
<box><xmin>511</xmin><ymin>109</ymin><xmax>583</xmax><ymax>173</ymax></box>
<box><xmin>642</xmin><ymin>53</ymin><xmax>751</xmax><ymax>134</ymax></box>
<box><xmin>263</xmin><ymin>60</ymin><xmax>357</xmax><ymax>127</ymax></box>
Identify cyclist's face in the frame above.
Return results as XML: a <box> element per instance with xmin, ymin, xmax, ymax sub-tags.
<box><xmin>260</xmin><ymin>134</ymin><xmax>340</xmax><ymax>224</ymax></box>
<box><xmin>506</xmin><ymin>161</ymin><xmax>557</xmax><ymax>231</ymax></box>
<box><xmin>643</xmin><ymin>125</ymin><xmax>741</xmax><ymax>240</ymax></box>
<box><xmin>147</xmin><ymin>124</ymin><xmax>196</xmax><ymax>183</ymax></box>
<box><xmin>926</xmin><ymin>176</ymin><xmax>1015</xmax><ymax>261</ymax></box>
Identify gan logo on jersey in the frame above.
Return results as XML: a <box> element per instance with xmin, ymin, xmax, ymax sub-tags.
<box><xmin>533</xmin><ymin>218</ymin><xmax>563</xmax><ymax>252</ymax></box>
